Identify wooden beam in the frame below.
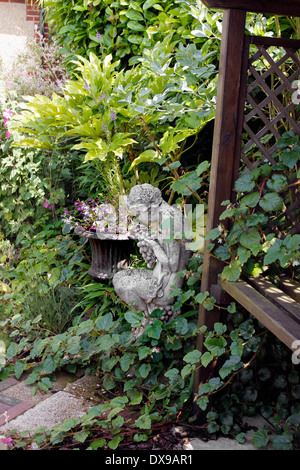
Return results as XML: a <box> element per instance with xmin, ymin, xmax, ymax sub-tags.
<box><xmin>194</xmin><ymin>9</ymin><xmax>247</xmax><ymax>399</ymax></box>
<box><xmin>201</xmin><ymin>0</ymin><xmax>300</xmax><ymax>17</ymax></box>
<box><xmin>220</xmin><ymin>278</ymin><xmax>300</xmax><ymax>351</ymax></box>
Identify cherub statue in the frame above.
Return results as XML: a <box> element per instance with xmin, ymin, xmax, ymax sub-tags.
<box><xmin>112</xmin><ymin>184</ymin><xmax>191</xmax><ymax>322</ymax></box>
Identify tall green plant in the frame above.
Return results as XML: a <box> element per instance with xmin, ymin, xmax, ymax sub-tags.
<box><xmin>10</xmin><ymin>39</ymin><xmax>217</xmax><ymax>200</ymax></box>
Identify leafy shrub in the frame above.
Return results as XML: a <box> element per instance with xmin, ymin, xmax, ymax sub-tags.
<box><xmin>207</xmin><ymin>131</ymin><xmax>300</xmax><ymax>282</ymax></box>
<box><xmin>41</xmin><ymin>0</ymin><xmax>223</xmax><ymax>69</ymax></box>
<box><xmin>10</xmin><ymin>39</ymin><xmax>217</xmax><ymax>210</ymax></box>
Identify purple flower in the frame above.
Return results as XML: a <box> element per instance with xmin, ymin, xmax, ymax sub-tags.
<box><xmin>111</xmin><ymin>111</ymin><xmax>117</xmax><ymax>121</ymax></box>
<box><xmin>84</xmin><ymin>81</ymin><xmax>90</xmax><ymax>91</ymax></box>
<box><xmin>99</xmin><ymin>92</ymin><xmax>106</xmax><ymax>101</ymax></box>
<box><xmin>96</xmin><ymin>31</ymin><xmax>101</xmax><ymax>41</ymax></box>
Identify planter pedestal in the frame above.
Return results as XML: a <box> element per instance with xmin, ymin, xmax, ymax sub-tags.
<box><xmin>75</xmin><ymin>226</ymin><xmax>134</xmax><ymax>282</ymax></box>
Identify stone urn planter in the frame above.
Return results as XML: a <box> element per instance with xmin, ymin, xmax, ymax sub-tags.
<box><xmin>75</xmin><ymin>226</ymin><xmax>134</xmax><ymax>282</ymax></box>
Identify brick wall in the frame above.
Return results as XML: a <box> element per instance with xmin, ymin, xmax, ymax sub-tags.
<box><xmin>0</xmin><ymin>0</ymin><xmax>49</xmax><ymax>41</ymax></box>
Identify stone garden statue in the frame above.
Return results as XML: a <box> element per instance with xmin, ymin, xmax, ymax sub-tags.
<box><xmin>112</xmin><ymin>184</ymin><xmax>191</xmax><ymax>325</ymax></box>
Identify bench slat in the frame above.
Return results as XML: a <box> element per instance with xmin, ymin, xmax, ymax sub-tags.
<box><xmin>219</xmin><ymin>278</ymin><xmax>300</xmax><ymax>350</ymax></box>
<box><xmin>248</xmin><ymin>277</ymin><xmax>300</xmax><ymax>324</ymax></box>
<box><xmin>277</xmin><ymin>276</ymin><xmax>300</xmax><ymax>304</ymax></box>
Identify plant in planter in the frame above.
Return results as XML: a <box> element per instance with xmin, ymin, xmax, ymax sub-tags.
<box><xmin>62</xmin><ymin>193</ymin><xmax>135</xmax><ymax>282</ymax></box>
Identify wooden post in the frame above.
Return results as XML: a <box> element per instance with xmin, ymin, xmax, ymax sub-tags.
<box><xmin>193</xmin><ymin>8</ymin><xmax>247</xmax><ymax>409</ymax></box>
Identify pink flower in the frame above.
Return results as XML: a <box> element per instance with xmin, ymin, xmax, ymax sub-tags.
<box><xmin>3</xmin><ymin>118</ymin><xmax>8</xmax><ymax>127</ymax></box>
<box><xmin>3</xmin><ymin>108</ymin><xmax>13</xmax><ymax>119</ymax></box>
<box><xmin>42</xmin><ymin>199</ymin><xmax>54</xmax><ymax>209</ymax></box>
<box><xmin>5</xmin><ymin>131</ymin><xmax>11</xmax><ymax>138</ymax></box>
<box><xmin>1</xmin><ymin>437</ymin><xmax>13</xmax><ymax>446</ymax></box>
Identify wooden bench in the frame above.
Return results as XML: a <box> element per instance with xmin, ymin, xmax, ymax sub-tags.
<box><xmin>219</xmin><ymin>276</ymin><xmax>300</xmax><ymax>351</ymax></box>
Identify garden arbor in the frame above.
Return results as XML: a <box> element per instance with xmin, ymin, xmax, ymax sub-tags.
<box><xmin>194</xmin><ymin>1</ymin><xmax>300</xmax><ymax>398</ymax></box>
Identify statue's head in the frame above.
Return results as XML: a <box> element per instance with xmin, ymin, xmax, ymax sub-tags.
<box><xmin>127</xmin><ymin>184</ymin><xmax>162</xmax><ymax>227</ymax></box>
<box><xmin>128</xmin><ymin>184</ymin><xmax>162</xmax><ymax>207</ymax></box>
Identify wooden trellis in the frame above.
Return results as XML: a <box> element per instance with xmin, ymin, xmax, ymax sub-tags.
<box><xmin>241</xmin><ymin>37</ymin><xmax>300</xmax><ymax>167</ymax></box>
<box><xmin>193</xmin><ymin>1</ymin><xmax>300</xmax><ymax>406</ymax></box>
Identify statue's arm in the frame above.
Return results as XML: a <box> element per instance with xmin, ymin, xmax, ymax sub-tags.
<box><xmin>146</xmin><ymin>239</ymin><xmax>181</xmax><ymax>272</ymax></box>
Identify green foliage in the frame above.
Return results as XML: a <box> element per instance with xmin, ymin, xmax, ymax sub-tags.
<box><xmin>0</xmin><ymin>227</ymin><xmax>87</xmax><ymax>321</ymax></box>
<box><xmin>205</xmin><ymin>328</ymin><xmax>300</xmax><ymax>450</ymax></box>
<box><xmin>41</xmin><ymin>0</ymin><xmax>223</xmax><ymax>69</ymax></box>
<box><xmin>207</xmin><ymin>132</ymin><xmax>300</xmax><ymax>282</ymax></box>
<box><xmin>11</xmin><ymin>39</ymin><xmax>217</xmax><ymax>204</ymax></box>
<box><xmin>22</xmin><ymin>282</ymin><xmax>80</xmax><ymax>335</ymax></box>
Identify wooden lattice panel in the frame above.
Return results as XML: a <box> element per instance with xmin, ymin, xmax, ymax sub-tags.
<box><xmin>241</xmin><ymin>37</ymin><xmax>300</xmax><ymax>170</ymax></box>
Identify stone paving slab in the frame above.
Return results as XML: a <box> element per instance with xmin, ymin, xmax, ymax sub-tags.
<box><xmin>2</xmin><ymin>371</ymin><xmax>77</xmax><ymax>406</ymax></box>
<box><xmin>0</xmin><ymin>391</ymin><xmax>92</xmax><ymax>433</ymax></box>
<box><xmin>0</xmin><ymin>372</ymin><xmax>80</xmax><ymax>428</ymax></box>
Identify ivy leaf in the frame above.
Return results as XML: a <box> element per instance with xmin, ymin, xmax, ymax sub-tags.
<box><xmin>138</xmin><ymin>346</ymin><xmax>152</xmax><ymax>360</ymax></box>
<box><xmin>181</xmin><ymin>363</ymin><xmax>195</xmax><ymax>378</ymax></box>
<box><xmin>280</xmin><ymin>145</ymin><xmax>300</xmax><ymax>169</ymax></box>
<box><xmin>108</xmin><ymin>436</ymin><xmax>123</xmax><ymax>450</ymax></box>
<box><xmin>266</xmin><ymin>174</ymin><xmax>287</xmax><ymax>191</ymax></box>
<box><xmin>124</xmin><ymin>310</ymin><xmax>143</xmax><ymax>327</ymax></box>
<box><xmin>134</xmin><ymin>414</ymin><xmax>152</xmax><ymax>430</ymax></box>
<box><xmin>120</xmin><ymin>353</ymin><xmax>135</xmax><ymax>372</ymax></box>
<box><xmin>234</xmin><ymin>174</ymin><xmax>256</xmax><ymax>192</ymax></box>
<box><xmin>230</xmin><ymin>339</ymin><xmax>244</xmax><ymax>356</ymax></box>
<box><xmin>264</xmin><ymin>242</ymin><xmax>282</xmax><ymax>265</ymax></box>
<box><xmin>259</xmin><ymin>193</ymin><xmax>283</xmax><ymax>212</ymax></box>
<box><xmin>144</xmin><ymin>320</ymin><xmax>162</xmax><ymax>340</ymax></box>
<box><xmin>74</xmin><ymin>431</ymin><xmax>89</xmax><ymax>443</ymax></box>
<box><xmin>237</xmin><ymin>246</ymin><xmax>251</xmax><ymax>264</ymax></box>
<box><xmin>95</xmin><ymin>313</ymin><xmax>114</xmax><ymax>331</ymax></box>
<box><xmin>14</xmin><ymin>360</ymin><xmax>26</xmax><ymax>379</ymax></box>
<box><xmin>196</xmin><ymin>395</ymin><xmax>209</xmax><ymax>411</ymax></box>
<box><xmin>127</xmin><ymin>389</ymin><xmax>143</xmax><ymax>405</ymax></box>
<box><xmin>164</xmin><ymin>368</ymin><xmax>179</xmax><ymax>380</ymax></box>
<box><xmin>252</xmin><ymin>428</ymin><xmax>269</xmax><ymax>448</ymax></box>
<box><xmin>88</xmin><ymin>439</ymin><xmax>106</xmax><ymax>449</ymax></box>
<box><xmin>240</xmin><ymin>227</ymin><xmax>261</xmax><ymax>249</ymax></box>
<box><xmin>171</xmin><ymin>172</ymin><xmax>202</xmax><ymax>195</ymax></box>
<box><xmin>221</xmin><ymin>260</ymin><xmax>242</xmax><ymax>282</ymax></box>
<box><xmin>240</xmin><ymin>191</ymin><xmax>260</xmax><ymax>208</ymax></box>
<box><xmin>219</xmin><ymin>355</ymin><xmax>243</xmax><ymax>379</ymax></box>
<box><xmin>272</xmin><ymin>434</ymin><xmax>293</xmax><ymax>451</ymax></box>
<box><xmin>204</xmin><ymin>336</ymin><xmax>227</xmax><ymax>356</ymax></box>
<box><xmin>139</xmin><ymin>363</ymin><xmax>151</xmax><ymax>378</ymax></box>
<box><xmin>276</xmin><ymin>131</ymin><xmax>299</xmax><ymax>148</ymax></box>
<box><xmin>214</xmin><ymin>322</ymin><xmax>227</xmax><ymax>335</ymax></box>
<box><xmin>214</xmin><ymin>244</ymin><xmax>230</xmax><ymax>261</ymax></box>
<box><xmin>183</xmin><ymin>350</ymin><xmax>201</xmax><ymax>364</ymax></box>
<box><xmin>43</xmin><ymin>356</ymin><xmax>55</xmax><ymax>373</ymax></box>
<box><xmin>6</xmin><ymin>342</ymin><xmax>18</xmax><ymax>361</ymax></box>
<box><xmin>201</xmin><ymin>351</ymin><xmax>214</xmax><ymax>367</ymax></box>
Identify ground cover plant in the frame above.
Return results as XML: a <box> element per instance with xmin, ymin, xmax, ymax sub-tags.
<box><xmin>0</xmin><ymin>0</ymin><xmax>299</xmax><ymax>452</ymax></box>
